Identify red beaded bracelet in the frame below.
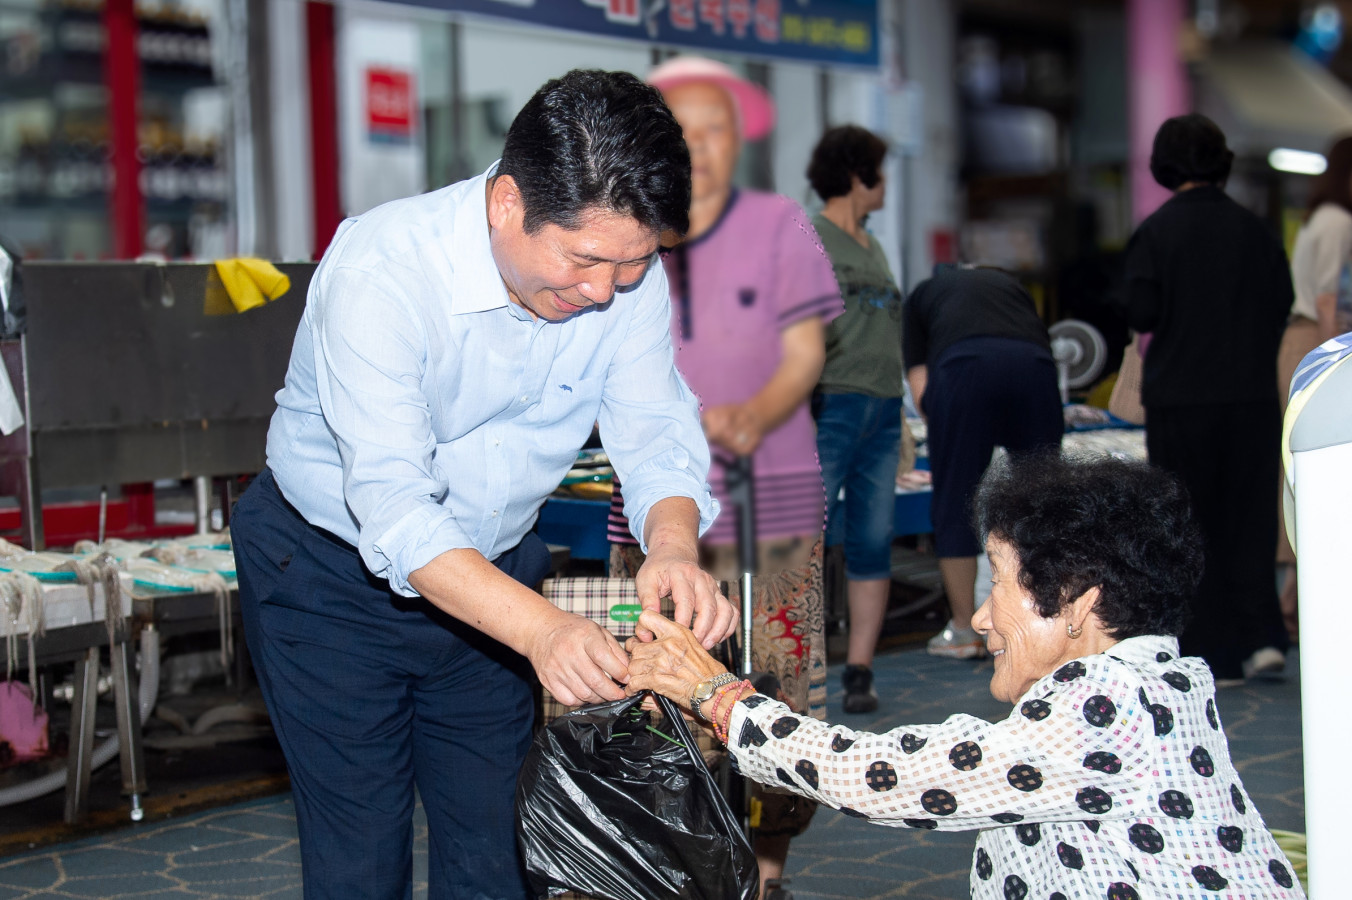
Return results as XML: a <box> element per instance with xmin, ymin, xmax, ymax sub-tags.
<box><xmin>712</xmin><ymin>680</ymin><xmax>755</xmax><ymax>744</ymax></box>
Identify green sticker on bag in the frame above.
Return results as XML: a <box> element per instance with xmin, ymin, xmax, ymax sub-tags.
<box><xmin>609</xmin><ymin>604</ymin><xmax>642</xmax><ymax>622</ymax></box>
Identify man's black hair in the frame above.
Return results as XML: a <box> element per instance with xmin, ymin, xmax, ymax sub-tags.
<box><xmin>806</xmin><ymin>125</ymin><xmax>888</xmax><ymax>202</ymax></box>
<box><xmin>1149</xmin><ymin>113</ymin><xmax>1234</xmax><ymax>191</ymax></box>
<box><xmin>497</xmin><ymin>69</ymin><xmax>691</xmax><ymax>237</ymax></box>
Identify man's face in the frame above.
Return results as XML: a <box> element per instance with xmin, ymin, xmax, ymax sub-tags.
<box><xmin>487</xmin><ymin>176</ymin><xmax>660</xmax><ymax>321</ymax></box>
<box><xmin>662</xmin><ymin>81</ymin><xmax>740</xmax><ymax>207</ymax></box>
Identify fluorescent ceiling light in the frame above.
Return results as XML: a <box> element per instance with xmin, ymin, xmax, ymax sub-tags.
<box><xmin>1268</xmin><ymin>148</ymin><xmax>1328</xmax><ymax>175</ymax></box>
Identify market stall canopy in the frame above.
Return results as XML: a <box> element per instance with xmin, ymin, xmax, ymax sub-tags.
<box><xmin>1195</xmin><ymin>40</ymin><xmax>1352</xmax><ymax>156</ymax></box>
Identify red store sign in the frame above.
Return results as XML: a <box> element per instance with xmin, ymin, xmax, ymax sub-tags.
<box><xmin>366</xmin><ymin>67</ymin><xmax>415</xmax><ymax>143</ymax></box>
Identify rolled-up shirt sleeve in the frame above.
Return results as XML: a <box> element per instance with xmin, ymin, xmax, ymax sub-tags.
<box><xmin>310</xmin><ymin>263</ymin><xmax>470</xmax><ymax>596</ymax></box>
<box><xmin>598</xmin><ymin>266</ymin><xmax>719</xmax><ymax>549</ymax></box>
<box><xmin>725</xmin><ymin>669</ymin><xmax>1148</xmax><ymax>831</ymax></box>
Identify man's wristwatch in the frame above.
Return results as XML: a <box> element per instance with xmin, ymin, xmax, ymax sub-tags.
<box><xmin>690</xmin><ymin>672</ymin><xmax>740</xmax><ymax>721</ymax></box>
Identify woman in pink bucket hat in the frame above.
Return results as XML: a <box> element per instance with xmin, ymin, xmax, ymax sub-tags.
<box><xmin>606</xmin><ymin>55</ymin><xmax>842</xmax><ymax>894</ymax></box>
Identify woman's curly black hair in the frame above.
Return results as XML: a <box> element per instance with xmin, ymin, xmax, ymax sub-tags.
<box><xmin>807</xmin><ymin>125</ymin><xmax>888</xmax><ymax>202</ymax></box>
<box><xmin>975</xmin><ymin>453</ymin><xmax>1203</xmax><ymax>639</ymax></box>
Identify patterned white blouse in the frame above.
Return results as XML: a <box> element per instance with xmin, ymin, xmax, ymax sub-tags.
<box><xmin>726</xmin><ymin>635</ymin><xmax>1305</xmax><ymax>899</ymax></box>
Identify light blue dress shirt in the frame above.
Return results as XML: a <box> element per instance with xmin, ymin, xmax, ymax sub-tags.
<box><xmin>267</xmin><ymin>165</ymin><xmax>717</xmax><ymax>597</ymax></box>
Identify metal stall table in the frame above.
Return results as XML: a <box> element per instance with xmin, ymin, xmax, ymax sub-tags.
<box><xmin>1</xmin><ymin>577</ymin><xmax>145</xmax><ymax>824</ymax></box>
<box><xmin>0</xmin><ymin>261</ymin><xmax>313</xmax><ymax>550</ymax></box>
<box><xmin>0</xmin><ymin>262</ymin><xmax>311</xmax><ymax>820</ymax></box>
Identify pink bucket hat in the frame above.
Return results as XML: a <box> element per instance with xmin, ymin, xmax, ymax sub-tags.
<box><xmin>646</xmin><ymin>56</ymin><xmax>776</xmax><ymax>141</ymax></box>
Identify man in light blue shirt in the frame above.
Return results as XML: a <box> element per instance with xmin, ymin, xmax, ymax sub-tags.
<box><xmin>232</xmin><ymin>70</ymin><xmax>736</xmax><ymax>899</ymax></box>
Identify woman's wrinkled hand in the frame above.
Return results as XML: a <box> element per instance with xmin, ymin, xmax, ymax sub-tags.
<box><xmin>625</xmin><ymin>610</ymin><xmax>730</xmax><ymax>714</ymax></box>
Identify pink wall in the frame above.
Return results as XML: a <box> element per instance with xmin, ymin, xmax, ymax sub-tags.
<box><xmin>1128</xmin><ymin>0</ymin><xmax>1191</xmax><ymax>222</ymax></box>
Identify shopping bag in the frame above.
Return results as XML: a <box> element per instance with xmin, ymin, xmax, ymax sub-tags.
<box><xmin>1108</xmin><ymin>331</ymin><xmax>1147</xmax><ymax>425</ymax></box>
<box><xmin>516</xmin><ymin>691</ymin><xmax>758</xmax><ymax>900</ymax></box>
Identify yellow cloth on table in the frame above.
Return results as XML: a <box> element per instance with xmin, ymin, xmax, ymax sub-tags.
<box><xmin>213</xmin><ymin>258</ymin><xmax>290</xmax><ymax>312</ymax></box>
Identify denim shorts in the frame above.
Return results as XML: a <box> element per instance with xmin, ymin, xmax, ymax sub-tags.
<box><xmin>815</xmin><ymin>392</ymin><xmax>903</xmax><ymax>580</ymax></box>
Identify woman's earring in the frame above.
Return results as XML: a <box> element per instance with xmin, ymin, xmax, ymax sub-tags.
<box><xmin>1067</xmin><ymin>622</ymin><xmax>1083</xmax><ymax>639</ymax></box>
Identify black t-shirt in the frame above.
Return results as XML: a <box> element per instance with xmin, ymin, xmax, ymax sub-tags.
<box><xmin>1120</xmin><ymin>185</ymin><xmax>1293</xmax><ymax>408</ymax></box>
<box><xmin>903</xmin><ymin>264</ymin><xmax>1051</xmax><ymax>370</ymax></box>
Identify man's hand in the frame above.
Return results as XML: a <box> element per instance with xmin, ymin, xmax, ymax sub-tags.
<box><xmin>524</xmin><ymin>610</ymin><xmax>632</xmax><ymax>707</ymax></box>
<box><xmin>409</xmin><ymin>548</ymin><xmax>630</xmax><ymax>707</ymax></box>
<box><xmin>635</xmin><ymin>543</ymin><xmax>737</xmax><ymax>650</ymax></box>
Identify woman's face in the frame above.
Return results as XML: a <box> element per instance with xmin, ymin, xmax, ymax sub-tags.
<box><xmin>856</xmin><ymin>170</ymin><xmax>886</xmax><ymax>213</ymax></box>
<box><xmin>972</xmin><ymin>537</ymin><xmax>1083</xmax><ymax>704</ymax></box>
<box><xmin>663</xmin><ymin>81</ymin><xmax>740</xmax><ymax>206</ymax></box>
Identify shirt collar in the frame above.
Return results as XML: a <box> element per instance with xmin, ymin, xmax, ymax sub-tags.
<box><xmin>449</xmin><ymin>161</ymin><xmax>513</xmax><ymax>316</ymax></box>
<box><xmin>1102</xmin><ymin>633</ymin><xmax>1181</xmax><ymax>665</ymax></box>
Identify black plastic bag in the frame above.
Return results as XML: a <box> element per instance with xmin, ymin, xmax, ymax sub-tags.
<box><xmin>516</xmin><ymin>691</ymin><xmax>758</xmax><ymax>900</ymax></box>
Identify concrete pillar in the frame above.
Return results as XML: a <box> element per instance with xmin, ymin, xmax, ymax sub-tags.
<box><xmin>1127</xmin><ymin>0</ymin><xmax>1190</xmax><ymax>222</ymax></box>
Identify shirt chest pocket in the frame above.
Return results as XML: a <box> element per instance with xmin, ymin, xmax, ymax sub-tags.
<box><xmin>519</xmin><ymin>367</ymin><xmax>605</xmax><ymax>464</ymax></box>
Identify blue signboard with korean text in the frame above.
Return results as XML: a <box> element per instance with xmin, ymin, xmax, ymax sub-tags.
<box><xmin>375</xmin><ymin>0</ymin><xmax>879</xmax><ymax>67</ymax></box>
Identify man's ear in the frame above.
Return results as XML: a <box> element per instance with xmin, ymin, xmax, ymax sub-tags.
<box><xmin>487</xmin><ymin>175</ymin><xmax>523</xmax><ymax>232</ymax></box>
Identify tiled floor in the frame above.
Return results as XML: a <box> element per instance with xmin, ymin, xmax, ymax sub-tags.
<box><xmin>0</xmin><ymin>648</ymin><xmax>1304</xmax><ymax>900</ymax></box>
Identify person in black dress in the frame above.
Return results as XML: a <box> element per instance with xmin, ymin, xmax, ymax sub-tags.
<box><xmin>1120</xmin><ymin>114</ymin><xmax>1293</xmax><ymax>684</ymax></box>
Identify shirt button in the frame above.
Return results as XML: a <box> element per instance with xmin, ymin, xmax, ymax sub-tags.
<box><xmin>494</xmin><ymin>439</ymin><xmax>502</xmax><ymax>447</ymax></box>
<box><xmin>520</xmin><ymin>395</ymin><xmax>529</xmax><ymax>402</ymax></box>
<box><xmin>491</xmin><ymin>509</ymin><xmax>499</xmax><ymax>517</ymax></box>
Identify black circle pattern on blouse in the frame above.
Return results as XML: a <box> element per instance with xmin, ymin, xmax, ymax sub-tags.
<box><xmin>1191</xmin><ymin>865</ymin><xmax>1227</xmax><ymax>890</ymax></box>
<box><xmin>1216</xmin><ymin>825</ymin><xmax>1244</xmax><ymax>853</ymax></box>
<box><xmin>1006</xmin><ymin>764</ymin><xmax>1043</xmax><ymax>792</ymax></box>
<box><xmin>1149</xmin><ymin>702</ymin><xmax>1175</xmax><ymax>736</ymax></box>
<box><xmin>1162</xmin><ymin>671</ymin><xmax>1191</xmax><ymax>692</ymax></box>
<box><xmin>921</xmin><ymin>788</ymin><xmax>957</xmax><ymax>816</ymax></box>
<box><xmin>738</xmin><ymin>720</ymin><xmax>769</xmax><ymax>748</ymax></box>
<box><xmin>975</xmin><ymin>847</ymin><xmax>993</xmax><ymax>880</ymax></box>
<box><xmin>1053</xmin><ymin>661</ymin><xmax>1086</xmax><ymax>682</ymax></box>
<box><xmin>1020</xmin><ymin>699</ymin><xmax>1052</xmax><ymax>721</ymax></box>
<box><xmin>1076</xmin><ymin>787</ymin><xmax>1113</xmax><ymax>814</ymax></box>
<box><xmin>1083</xmin><ymin>751</ymin><xmax>1122</xmax><ymax>774</ymax></box>
<box><xmin>1128</xmin><ymin>823</ymin><xmax>1165</xmax><ymax>854</ymax></box>
<box><xmin>1056</xmin><ymin>842</ymin><xmax>1084</xmax><ymax>870</ymax></box>
<box><xmin>865</xmin><ymin>760</ymin><xmax>898</xmax><ymax>792</ymax></box>
<box><xmin>1270</xmin><ymin>859</ymin><xmax>1295</xmax><ymax>888</ymax></box>
<box><xmin>950</xmin><ymin>741</ymin><xmax>983</xmax><ymax>770</ymax></box>
<box><xmin>1082</xmin><ymin>696</ymin><xmax>1117</xmax><ymax>727</ymax></box>
<box><xmin>728</xmin><ymin>645</ymin><xmax>1301</xmax><ymax>898</ymax></box>
<box><xmin>1159</xmin><ymin>789</ymin><xmax>1195</xmax><ymax>819</ymax></box>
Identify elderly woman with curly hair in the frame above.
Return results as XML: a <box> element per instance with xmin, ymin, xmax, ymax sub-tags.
<box><xmin>627</xmin><ymin>454</ymin><xmax>1305</xmax><ymax>899</ymax></box>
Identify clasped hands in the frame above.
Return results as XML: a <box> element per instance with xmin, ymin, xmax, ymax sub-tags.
<box><xmin>526</xmin><ymin>547</ymin><xmax>737</xmax><ymax>708</ymax></box>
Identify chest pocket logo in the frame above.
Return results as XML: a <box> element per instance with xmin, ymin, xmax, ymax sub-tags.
<box><xmin>739</xmin><ymin>288</ymin><xmax>757</xmax><ymax>307</ymax></box>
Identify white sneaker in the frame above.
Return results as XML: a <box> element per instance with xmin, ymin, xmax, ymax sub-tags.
<box><xmin>927</xmin><ymin>620</ymin><xmax>987</xmax><ymax>659</ymax></box>
<box><xmin>1243</xmin><ymin>646</ymin><xmax>1285</xmax><ymax>681</ymax></box>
